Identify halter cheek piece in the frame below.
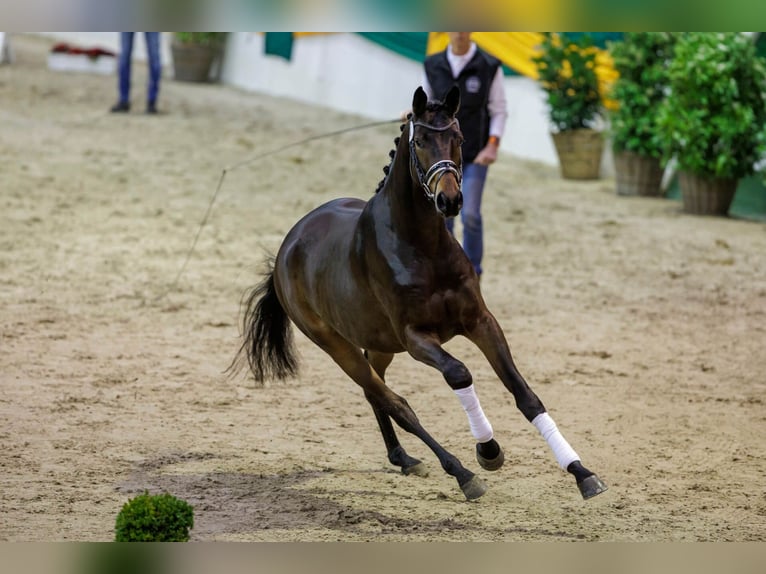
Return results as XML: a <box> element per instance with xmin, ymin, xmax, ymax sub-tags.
<box><xmin>409</xmin><ymin>119</ymin><xmax>463</xmax><ymax>210</ymax></box>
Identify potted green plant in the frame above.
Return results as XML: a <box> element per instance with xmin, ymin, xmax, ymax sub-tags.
<box><xmin>171</xmin><ymin>32</ymin><xmax>227</xmax><ymax>83</ymax></box>
<box><xmin>608</xmin><ymin>33</ymin><xmax>675</xmax><ymax>196</ymax></box>
<box><xmin>533</xmin><ymin>32</ymin><xmax>605</xmax><ymax>180</ymax></box>
<box><xmin>657</xmin><ymin>33</ymin><xmax>766</xmax><ymax>215</ymax></box>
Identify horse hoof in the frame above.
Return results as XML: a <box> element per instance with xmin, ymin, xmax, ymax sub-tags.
<box><xmin>476</xmin><ymin>445</ymin><xmax>504</xmax><ymax>471</ymax></box>
<box><xmin>460</xmin><ymin>476</ymin><xmax>488</xmax><ymax>500</ymax></box>
<box><xmin>578</xmin><ymin>474</ymin><xmax>608</xmax><ymax>500</ymax></box>
<box><xmin>402</xmin><ymin>462</ymin><xmax>429</xmax><ymax>478</ymax></box>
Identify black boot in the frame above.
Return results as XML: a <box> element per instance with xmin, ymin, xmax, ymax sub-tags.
<box><xmin>110</xmin><ymin>101</ymin><xmax>130</xmax><ymax>113</ymax></box>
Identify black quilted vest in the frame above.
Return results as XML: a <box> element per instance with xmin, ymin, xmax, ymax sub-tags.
<box><xmin>424</xmin><ymin>48</ymin><xmax>501</xmax><ymax>163</ymax></box>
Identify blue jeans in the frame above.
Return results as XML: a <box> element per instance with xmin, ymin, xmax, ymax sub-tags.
<box><xmin>446</xmin><ymin>163</ymin><xmax>488</xmax><ymax>276</ymax></box>
<box><xmin>117</xmin><ymin>32</ymin><xmax>162</xmax><ymax>105</ymax></box>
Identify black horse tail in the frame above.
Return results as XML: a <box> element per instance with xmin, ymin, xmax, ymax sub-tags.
<box><xmin>228</xmin><ymin>262</ymin><xmax>298</xmax><ymax>383</ymax></box>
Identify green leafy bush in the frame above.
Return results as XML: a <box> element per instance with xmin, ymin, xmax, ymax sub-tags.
<box><xmin>173</xmin><ymin>33</ymin><xmax>226</xmax><ymax>47</ymax></box>
<box><xmin>533</xmin><ymin>33</ymin><xmax>603</xmax><ymax>132</ymax></box>
<box><xmin>657</xmin><ymin>33</ymin><xmax>766</xmax><ymax>179</ymax></box>
<box><xmin>115</xmin><ymin>492</ymin><xmax>194</xmax><ymax>542</ymax></box>
<box><xmin>608</xmin><ymin>33</ymin><xmax>676</xmax><ymax>158</ymax></box>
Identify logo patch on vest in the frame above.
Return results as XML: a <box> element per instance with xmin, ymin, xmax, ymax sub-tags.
<box><xmin>465</xmin><ymin>76</ymin><xmax>481</xmax><ymax>94</ymax></box>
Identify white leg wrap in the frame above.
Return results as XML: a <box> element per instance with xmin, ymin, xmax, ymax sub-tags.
<box><xmin>454</xmin><ymin>384</ymin><xmax>494</xmax><ymax>443</ymax></box>
<box><xmin>532</xmin><ymin>412</ymin><xmax>579</xmax><ymax>470</ymax></box>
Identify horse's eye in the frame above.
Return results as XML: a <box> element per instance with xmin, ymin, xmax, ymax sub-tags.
<box><xmin>414</xmin><ymin>138</ymin><xmax>424</xmax><ymax>148</ymax></box>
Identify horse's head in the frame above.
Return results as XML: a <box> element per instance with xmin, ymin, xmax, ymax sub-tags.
<box><xmin>409</xmin><ymin>86</ymin><xmax>464</xmax><ymax>218</ymax></box>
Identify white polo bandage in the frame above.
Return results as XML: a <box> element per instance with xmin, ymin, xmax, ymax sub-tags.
<box><xmin>532</xmin><ymin>412</ymin><xmax>579</xmax><ymax>470</ymax></box>
<box><xmin>454</xmin><ymin>384</ymin><xmax>494</xmax><ymax>443</ymax></box>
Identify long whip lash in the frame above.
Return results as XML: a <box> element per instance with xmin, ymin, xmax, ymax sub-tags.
<box><xmin>161</xmin><ymin>117</ymin><xmax>401</xmax><ymax>299</ymax></box>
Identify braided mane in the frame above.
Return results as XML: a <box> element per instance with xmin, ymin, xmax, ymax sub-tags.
<box><xmin>374</xmin><ymin>127</ymin><xmax>404</xmax><ymax>194</ymax></box>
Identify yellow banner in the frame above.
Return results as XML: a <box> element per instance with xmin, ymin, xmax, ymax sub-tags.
<box><xmin>427</xmin><ymin>32</ymin><xmax>617</xmax><ymax>108</ymax></box>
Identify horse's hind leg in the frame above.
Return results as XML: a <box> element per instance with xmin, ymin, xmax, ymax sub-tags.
<box><xmin>306</xmin><ymin>327</ymin><xmax>485</xmax><ymax>499</ymax></box>
<box><xmin>363</xmin><ymin>386</ymin><xmax>487</xmax><ymax>500</ymax></box>
<box><xmin>365</xmin><ymin>350</ymin><xmax>428</xmax><ymax>477</ymax></box>
<box><xmin>467</xmin><ymin>314</ymin><xmax>608</xmax><ymax>500</ymax></box>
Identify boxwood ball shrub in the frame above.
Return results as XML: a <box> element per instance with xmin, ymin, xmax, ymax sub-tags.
<box><xmin>608</xmin><ymin>32</ymin><xmax>676</xmax><ymax>158</ymax></box>
<box><xmin>115</xmin><ymin>492</ymin><xmax>194</xmax><ymax>542</ymax></box>
<box><xmin>657</xmin><ymin>32</ymin><xmax>766</xmax><ymax>179</ymax></box>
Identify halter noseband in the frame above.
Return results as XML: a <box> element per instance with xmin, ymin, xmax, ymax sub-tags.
<box><xmin>409</xmin><ymin>119</ymin><xmax>463</xmax><ymax>209</ymax></box>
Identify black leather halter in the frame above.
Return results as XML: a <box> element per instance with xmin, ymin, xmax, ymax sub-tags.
<box><xmin>408</xmin><ymin>119</ymin><xmax>463</xmax><ymax>209</ymax></box>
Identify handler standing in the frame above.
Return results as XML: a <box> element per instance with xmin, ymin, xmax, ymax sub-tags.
<box><xmin>422</xmin><ymin>32</ymin><xmax>507</xmax><ymax>279</ymax></box>
<box><xmin>110</xmin><ymin>32</ymin><xmax>162</xmax><ymax>114</ymax></box>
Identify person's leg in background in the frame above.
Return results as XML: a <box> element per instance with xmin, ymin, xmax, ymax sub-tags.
<box><xmin>458</xmin><ymin>162</ymin><xmax>488</xmax><ymax>277</ymax></box>
<box><xmin>111</xmin><ymin>32</ymin><xmax>134</xmax><ymax>112</ymax></box>
<box><xmin>445</xmin><ymin>209</ymin><xmax>456</xmax><ymax>235</ymax></box>
<box><xmin>144</xmin><ymin>32</ymin><xmax>161</xmax><ymax>114</ymax></box>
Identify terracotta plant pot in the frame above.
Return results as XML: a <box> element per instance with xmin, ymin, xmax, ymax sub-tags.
<box><xmin>678</xmin><ymin>171</ymin><xmax>738</xmax><ymax>216</ymax></box>
<box><xmin>551</xmin><ymin>129</ymin><xmax>604</xmax><ymax>180</ymax></box>
<box><xmin>613</xmin><ymin>150</ymin><xmax>664</xmax><ymax>196</ymax></box>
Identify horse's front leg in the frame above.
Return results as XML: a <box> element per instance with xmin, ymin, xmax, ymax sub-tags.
<box><xmin>466</xmin><ymin>313</ymin><xmax>608</xmax><ymax>500</ymax></box>
<box><xmin>403</xmin><ymin>327</ymin><xmax>506</xmax><ymax>473</ymax></box>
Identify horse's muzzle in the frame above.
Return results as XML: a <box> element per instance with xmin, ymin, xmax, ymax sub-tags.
<box><xmin>436</xmin><ymin>190</ymin><xmax>463</xmax><ymax>218</ymax></box>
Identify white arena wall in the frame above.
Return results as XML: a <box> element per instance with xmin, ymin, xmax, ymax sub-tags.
<box><xmin>219</xmin><ymin>33</ymin><xmax>566</xmax><ymax>168</ymax></box>
<box><xmin>35</xmin><ymin>32</ymin><xmax>175</xmax><ymax>68</ymax></box>
<box><xmin>31</xmin><ymin>32</ymin><xmax>614</xmax><ymax>172</ymax></box>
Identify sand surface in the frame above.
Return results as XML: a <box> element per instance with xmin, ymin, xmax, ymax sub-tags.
<box><xmin>1</xmin><ymin>34</ymin><xmax>765</xmax><ymax>541</ymax></box>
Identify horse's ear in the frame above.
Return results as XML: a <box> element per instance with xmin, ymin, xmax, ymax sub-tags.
<box><xmin>445</xmin><ymin>85</ymin><xmax>460</xmax><ymax>117</ymax></box>
<box><xmin>412</xmin><ymin>87</ymin><xmax>428</xmax><ymax>117</ymax></box>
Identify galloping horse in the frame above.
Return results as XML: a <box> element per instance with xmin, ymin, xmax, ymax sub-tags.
<box><xmin>232</xmin><ymin>86</ymin><xmax>607</xmax><ymax>501</ymax></box>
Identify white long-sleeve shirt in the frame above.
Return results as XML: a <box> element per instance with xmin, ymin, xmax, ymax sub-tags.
<box><xmin>422</xmin><ymin>42</ymin><xmax>508</xmax><ymax>139</ymax></box>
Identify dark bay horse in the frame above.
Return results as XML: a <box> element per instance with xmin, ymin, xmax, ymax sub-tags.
<box><xmin>232</xmin><ymin>86</ymin><xmax>607</xmax><ymax>501</ymax></box>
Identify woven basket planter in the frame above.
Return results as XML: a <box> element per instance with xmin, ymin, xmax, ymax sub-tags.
<box><xmin>551</xmin><ymin>129</ymin><xmax>604</xmax><ymax>180</ymax></box>
<box><xmin>171</xmin><ymin>43</ymin><xmax>217</xmax><ymax>83</ymax></box>
<box><xmin>678</xmin><ymin>171</ymin><xmax>738</xmax><ymax>216</ymax></box>
<box><xmin>613</xmin><ymin>151</ymin><xmax>664</xmax><ymax>196</ymax></box>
